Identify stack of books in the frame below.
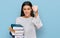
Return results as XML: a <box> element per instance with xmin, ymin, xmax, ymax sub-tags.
<box><xmin>11</xmin><ymin>24</ymin><xmax>24</xmax><ymax>38</ymax></box>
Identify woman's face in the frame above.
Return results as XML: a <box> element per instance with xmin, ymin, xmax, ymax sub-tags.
<box><xmin>23</xmin><ymin>5</ymin><xmax>32</xmax><ymax>17</ymax></box>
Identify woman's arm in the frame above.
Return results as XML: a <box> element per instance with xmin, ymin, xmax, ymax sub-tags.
<box><xmin>32</xmin><ymin>6</ymin><xmax>43</xmax><ymax>29</ymax></box>
<box><xmin>9</xmin><ymin>17</ymin><xmax>20</xmax><ymax>35</ymax></box>
<box><xmin>32</xmin><ymin>15</ymin><xmax>43</xmax><ymax>29</ymax></box>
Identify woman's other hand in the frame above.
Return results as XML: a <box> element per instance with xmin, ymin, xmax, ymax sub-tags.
<box><xmin>9</xmin><ymin>27</ymin><xmax>15</xmax><ymax>33</ymax></box>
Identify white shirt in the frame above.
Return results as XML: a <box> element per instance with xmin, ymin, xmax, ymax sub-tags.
<box><xmin>13</xmin><ymin>15</ymin><xmax>43</xmax><ymax>38</ymax></box>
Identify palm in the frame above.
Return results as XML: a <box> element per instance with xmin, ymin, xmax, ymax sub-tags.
<box><xmin>32</xmin><ymin>6</ymin><xmax>38</xmax><ymax>12</ymax></box>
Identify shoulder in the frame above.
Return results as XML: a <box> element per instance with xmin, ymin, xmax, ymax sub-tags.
<box><xmin>16</xmin><ymin>17</ymin><xmax>22</xmax><ymax>21</ymax></box>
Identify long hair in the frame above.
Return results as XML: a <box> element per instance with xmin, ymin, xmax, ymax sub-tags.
<box><xmin>20</xmin><ymin>1</ymin><xmax>34</xmax><ymax>17</ymax></box>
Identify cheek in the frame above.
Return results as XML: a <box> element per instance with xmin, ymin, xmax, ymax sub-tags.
<box><xmin>27</xmin><ymin>10</ymin><xmax>31</xmax><ymax>14</ymax></box>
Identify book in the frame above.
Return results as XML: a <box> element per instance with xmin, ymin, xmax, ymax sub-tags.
<box><xmin>15</xmin><ymin>36</ymin><xmax>24</xmax><ymax>38</ymax></box>
<box><xmin>11</xmin><ymin>24</ymin><xmax>23</xmax><ymax>28</ymax></box>
<box><xmin>10</xmin><ymin>24</ymin><xmax>24</xmax><ymax>38</ymax></box>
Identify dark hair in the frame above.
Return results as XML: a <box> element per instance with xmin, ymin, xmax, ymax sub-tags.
<box><xmin>20</xmin><ymin>1</ymin><xmax>34</xmax><ymax>17</ymax></box>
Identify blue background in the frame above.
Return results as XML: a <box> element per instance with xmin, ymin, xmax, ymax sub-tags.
<box><xmin>0</xmin><ymin>0</ymin><xmax>60</xmax><ymax>38</ymax></box>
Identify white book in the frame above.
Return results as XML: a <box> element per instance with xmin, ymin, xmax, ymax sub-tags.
<box><xmin>11</xmin><ymin>29</ymin><xmax>24</xmax><ymax>35</ymax></box>
<box><xmin>15</xmin><ymin>36</ymin><xmax>24</xmax><ymax>38</ymax></box>
<box><xmin>13</xmin><ymin>27</ymin><xmax>24</xmax><ymax>30</ymax></box>
<box><xmin>15</xmin><ymin>34</ymin><xmax>24</xmax><ymax>36</ymax></box>
<box><xmin>13</xmin><ymin>27</ymin><xmax>24</xmax><ymax>36</ymax></box>
<box><xmin>15</xmin><ymin>31</ymin><xmax>24</xmax><ymax>34</ymax></box>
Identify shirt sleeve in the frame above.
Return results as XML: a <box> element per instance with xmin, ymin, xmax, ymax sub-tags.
<box><xmin>11</xmin><ymin>17</ymin><xmax>20</xmax><ymax>35</ymax></box>
<box><xmin>32</xmin><ymin>15</ymin><xmax>43</xmax><ymax>29</ymax></box>
<box><xmin>16</xmin><ymin>17</ymin><xmax>20</xmax><ymax>24</ymax></box>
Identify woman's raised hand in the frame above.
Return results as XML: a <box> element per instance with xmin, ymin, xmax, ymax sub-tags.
<box><xmin>32</xmin><ymin>5</ymin><xmax>38</xmax><ymax>17</ymax></box>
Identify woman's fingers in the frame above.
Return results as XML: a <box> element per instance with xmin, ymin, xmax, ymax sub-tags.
<box><xmin>32</xmin><ymin>5</ymin><xmax>38</xmax><ymax>13</ymax></box>
<box><xmin>9</xmin><ymin>27</ymin><xmax>15</xmax><ymax>33</ymax></box>
<box><xmin>32</xmin><ymin>5</ymin><xmax>38</xmax><ymax>17</ymax></box>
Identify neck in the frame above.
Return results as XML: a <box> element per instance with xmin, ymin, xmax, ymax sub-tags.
<box><xmin>23</xmin><ymin>15</ymin><xmax>31</xmax><ymax>18</ymax></box>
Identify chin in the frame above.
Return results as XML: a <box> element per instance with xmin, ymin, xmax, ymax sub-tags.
<box><xmin>25</xmin><ymin>15</ymin><xmax>29</xmax><ymax>17</ymax></box>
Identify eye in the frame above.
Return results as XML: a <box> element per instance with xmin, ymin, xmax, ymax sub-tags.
<box><xmin>23</xmin><ymin>8</ymin><xmax>26</xmax><ymax>10</ymax></box>
<box><xmin>28</xmin><ymin>8</ymin><xmax>30</xmax><ymax>10</ymax></box>
<box><xmin>28</xmin><ymin>8</ymin><xmax>31</xmax><ymax>10</ymax></box>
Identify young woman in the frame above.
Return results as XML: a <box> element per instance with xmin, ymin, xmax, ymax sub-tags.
<box><xmin>9</xmin><ymin>1</ymin><xmax>43</xmax><ymax>38</ymax></box>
